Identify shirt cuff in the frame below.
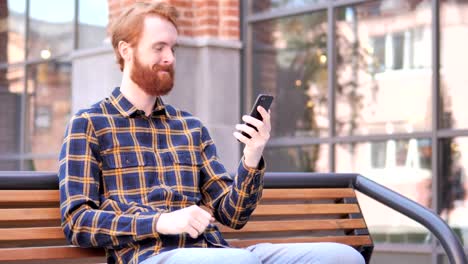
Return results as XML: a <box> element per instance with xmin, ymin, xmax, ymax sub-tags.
<box><xmin>241</xmin><ymin>156</ymin><xmax>266</xmax><ymax>172</ymax></box>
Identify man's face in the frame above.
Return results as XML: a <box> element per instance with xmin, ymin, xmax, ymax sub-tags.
<box><xmin>130</xmin><ymin>16</ymin><xmax>177</xmax><ymax>96</ymax></box>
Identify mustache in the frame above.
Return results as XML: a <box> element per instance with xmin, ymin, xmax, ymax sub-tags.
<box><xmin>151</xmin><ymin>64</ymin><xmax>174</xmax><ymax>74</ymax></box>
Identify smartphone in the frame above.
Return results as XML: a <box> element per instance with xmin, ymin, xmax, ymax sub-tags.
<box><xmin>241</xmin><ymin>94</ymin><xmax>274</xmax><ymax>139</ymax></box>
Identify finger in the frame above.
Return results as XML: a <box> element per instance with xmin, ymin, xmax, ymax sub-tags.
<box><xmin>186</xmin><ymin>226</ymin><xmax>199</xmax><ymax>239</ymax></box>
<box><xmin>257</xmin><ymin>106</ymin><xmax>270</xmax><ymax>124</ymax></box>
<box><xmin>257</xmin><ymin>107</ymin><xmax>271</xmax><ymax>131</ymax></box>
<box><xmin>195</xmin><ymin>206</ymin><xmax>213</xmax><ymax>220</ymax></box>
<box><xmin>190</xmin><ymin>218</ymin><xmax>206</xmax><ymax>234</ymax></box>
<box><xmin>192</xmin><ymin>214</ymin><xmax>210</xmax><ymax>230</ymax></box>
<box><xmin>235</xmin><ymin>124</ymin><xmax>258</xmax><ymax>137</ymax></box>
<box><xmin>233</xmin><ymin>131</ymin><xmax>251</xmax><ymax>144</ymax></box>
<box><xmin>210</xmin><ymin>217</ymin><xmax>215</xmax><ymax>223</ymax></box>
<box><xmin>242</xmin><ymin>115</ymin><xmax>263</xmax><ymax>129</ymax></box>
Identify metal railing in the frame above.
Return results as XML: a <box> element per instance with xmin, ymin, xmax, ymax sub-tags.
<box><xmin>264</xmin><ymin>172</ymin><xmax>468</xmax><ymax>264</ymax></box>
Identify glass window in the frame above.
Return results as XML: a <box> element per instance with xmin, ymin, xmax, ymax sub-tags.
<box><xmin>0</xmin><ymin>66</ymin><xmax>23</xmax><ymax>155</ymax></box>
<box><xmin>23</xmin><ymin>158</ymin><xmax>59</xmax><ymax>171</ymax></box>
<box><xmin>250</xmin><ymin>0</ymin><xmax>327</xmax><ymax>14</ymax></box>
<box><xmin>440</xmin><ymin>0</ymin><xmax>468</xmax><ymax>129</ymax></box>
<box><xmin>0</xmin><ymin>0</ymin><xmax>26</xmax><ymax>63</ymax></box>
<box><xmin>335</xmin><ymin>1</ymin><xmax>432</xmax><ymax>136</ymax></box>
<box><xmin>438</xmin><ymin>138</ymin><xmax>468</xmax><ymax>246</ymax></box>
<box><xmin>251</xmin><ymin>11</ymin><xmax>328</xmax><ymax>138</ymax></box>
<box><xmin>336</xmin><ymin>140</ymin><xmax>432</xmax><ymax>244</ymax></box>
<box><xmin>78</xmin><ymin>0</ymin><xmax>109</xmax><ymax>49</ymax></box>
<box><xmin>24</xmin><ymin>61</ymin><xmax>71</xmax><ymax>156</ymax></box>
<box><xmin>0</xmin><ymin>159</ymin><xmax>21</xmax><ymax>170</ymax></box>
<box><xmin>27</xmin><ymin>0</ymin><xmax>75</xmax><ymax>60</ymax></box>
<box><xmin>264</xmin><ymin>144</ymin><xmax>328</xmax><ymax>172</ymax></box>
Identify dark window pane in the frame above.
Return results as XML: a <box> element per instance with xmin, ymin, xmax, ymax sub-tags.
<box><xmin>438</xmin><ymin>138</ymin><xmax>468</xmax><ymax>246</ymax></box>
<box><xmin>0</xmin><ymin>159</ymin><xmax>21</xmax><ymax>170</ymax></box>
<box><xmin>264</xmin><ymin>145</ymin><xmax>328</xmax><ymax>172</ymax></box>
<box><xmin>440</xmin><ymin>0</ymin><xmax>468</xmax><ymax>129</ymax></box>
<box><xmin>0</xmin><ymin>0</ymin><xmax>26</xmax><ymax>63</ymax></box>
<box><xmin>78</xmin><ymin>0</ymin><xmax>109</xmax><ymax>49</ymax></box>
<box><xmin>28</xmin><ymin>0</ymin><xmax>74</xmax><ymax>60</ymax></box>
<box><xmin>336</xmin><ymin>140</ymin><xmax>432</xmax><ymax>244</ymax></box>
<box><xmin>251</xmin><ymin>11</ymin><xmax>328</xmax><ymax>138</ymax></box>
<box><xmin>25</xmin><ymin>61</ymin><xmax>71</xmax><ymax>156</ymax></box>
<box><xmin>336</xmin><ymin>1</ymin><xmax>432</xmax><ymax>136</ymax></box>
<box><xmin>0</xmin><ymin>66</ymin><xmax>23</xmax><ymax>155</ymax></box>
<box><xmin>251</xmin><ymin>0</ymin><xmax>326</xmax><ymax>14</ymax></box>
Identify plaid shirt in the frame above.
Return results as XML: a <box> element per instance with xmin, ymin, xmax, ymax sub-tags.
<box><xmin>59</xmin><ymin>87</ymin><xmax>265</xmax><ymax>264</ymax></box>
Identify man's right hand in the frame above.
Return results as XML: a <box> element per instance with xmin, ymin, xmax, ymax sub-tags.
<box><xmin>156</xmin><ymin>205</ymin><xmax>215</xmax><ymax>239</ymax></box>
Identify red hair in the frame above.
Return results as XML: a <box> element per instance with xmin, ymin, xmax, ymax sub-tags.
<box><xmin>109</xmin><ymin>2</ymin><xmax>179</xmax><ymax>72</ymax></box>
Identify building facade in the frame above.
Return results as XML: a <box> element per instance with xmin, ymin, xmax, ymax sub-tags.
<box><xmin>0</xmin><ymin>0</ymin><xmax>467</xmax><ymax>263</ymax></box>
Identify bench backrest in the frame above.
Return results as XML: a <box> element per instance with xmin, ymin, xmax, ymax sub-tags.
<box><xmin>0</xmin><ymin>172</ymin><xmax>373</xmax><ymax>263</ymax></box>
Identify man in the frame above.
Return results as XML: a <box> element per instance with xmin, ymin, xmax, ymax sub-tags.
<box><xmin>59</xmin><ymin>2</ymin><xmax>364</xmax><ymax>264</ymax></box>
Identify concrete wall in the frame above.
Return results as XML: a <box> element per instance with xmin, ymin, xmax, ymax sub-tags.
<box><xmin>71</xmin><ymin>38</ymin><xmax>241</xmax><ymax>172</ymax></box>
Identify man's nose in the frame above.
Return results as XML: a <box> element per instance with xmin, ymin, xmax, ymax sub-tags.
<box><xmin>162</xmin><ymin>49</ymin><xmax>175</xmax><ymax>65</ymax></box>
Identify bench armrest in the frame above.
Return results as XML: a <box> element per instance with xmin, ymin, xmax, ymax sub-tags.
<box><xmin>263</xmin><ymin>172</ymin><xmax>468</xmax><ymax>264</ymax></box>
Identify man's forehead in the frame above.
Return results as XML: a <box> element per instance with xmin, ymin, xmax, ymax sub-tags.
<box><xmin>143</xmin><ymin>15</ymin><xmax>178</xmax><ymax>39</ymax></box>
<box><xmin>142</xmin><ymin>16</ymin><xmax>177</xmax><ymax>45</ymax></box>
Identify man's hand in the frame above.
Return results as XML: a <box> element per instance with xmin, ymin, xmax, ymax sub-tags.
<box><xmin>156</xmin><ymin>205</ymin><xmax>215</xmax><ymax>239</ymax></box>
<box><xmin>233</xmin><ymin>106</ymin><xmax>271</xmax><ymax>168</ymax></box>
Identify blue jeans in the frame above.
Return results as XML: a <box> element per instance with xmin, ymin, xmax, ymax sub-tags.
<box><xmin>140</xmin><ymin>243</ymin><xmax>365</xmax><ymax>264</ymax></box>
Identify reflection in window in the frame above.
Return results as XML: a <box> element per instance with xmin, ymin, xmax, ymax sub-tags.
<box><xmin>25</xmin><ymin>61</ymin><xmax>71</xmax><ymax>156</ymax></box>
<box><xmin>0</xmin><ymin>66</ymin><xmax>23</xmax><ymax>156</ymax></box>
<box><xmin>370</xmin><ymin>27</ymin><xmax>431</xmax><ymax>73</ymax></box>
<box><xmin>336</xmin><ymin>140</ymin><xmax>432</xmax><ymax>244</ymax></box>
<box><xmin>251</xmin><ymin>11</ymin><xmax>328</xmax><ymax>138</ymax></box>
<box><xmin>335</xmin><ymin>2</ymin><xmax>432</xmax><ymax>137</ymax></box>
<box><xmin>370</xmin><ymin>138</ymin><xmax>431</xmax><ymax>170</ymax></box>
<box><xmin>439</xmin><ymin>138</ymin><xmax>468</xmax><ymax>246</ymax></box>
<box><xmin>78</xmin><ymin>0</ymin><xmax>109</xmax><ymax>49</ymax></box>
<box><xmin>251</xmin><ymin>0</ymin><xmax>327</xmax><ymax>14</ymax></box>
<box><xmin>264</xmin><ymin>145</ymin><xmax>328</xmax><ymax>172</ymax></box>
<box><xmin>0</xmin><ymin>0</ymin><xmax>26</xmax><ymax>63</ymax></box>
<box><xmin>440</xmin><ymin>0</ymin><xmax>468</xmax><ymax>129</ymax></box>
<box><xmin>28</xmin><ymin>0</ymin><xmax>74</xmax><ymax>60</ymax></box>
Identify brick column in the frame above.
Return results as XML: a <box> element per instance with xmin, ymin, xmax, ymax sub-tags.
<box><xmin>107</xmin><ymin>0</ymin><xmax>240</xmax><ymax>41</ymax></box>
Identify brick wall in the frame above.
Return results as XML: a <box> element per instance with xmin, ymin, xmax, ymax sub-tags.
<box><xmin>107</xmin><ymin>0</ymin><xmax>240</xmax><ymax>40</ymax></box>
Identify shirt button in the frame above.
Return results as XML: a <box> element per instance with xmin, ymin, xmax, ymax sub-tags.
<box><xmin>126</xmin><ymin>159</ymin><xmax>130</xmax><ymax>164</ymax></box>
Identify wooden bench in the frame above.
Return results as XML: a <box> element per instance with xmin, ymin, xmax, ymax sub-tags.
<box><xmin>0</xmin><ymin>172</ymin><xmax>466</xmax><ymax>264</ymax></box>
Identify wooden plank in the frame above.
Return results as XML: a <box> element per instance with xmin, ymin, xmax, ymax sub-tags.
<box><xmin>253</xmin><ymin>204</ymin><xmax>360</xmax><ymax>216</ymax></box>
<box><xmin>218</xmin><ymin>219</ymin><xmax>367</xmax><ymax>233</ymax></box>
<box><xmin>261</xmin><ymin>189</ymin><xmax>355</xmax><ymax>201</ymax></box>
<box><xmin>0</xmin><ymin>227</ymin><xmax>64</xmax><ymax>241</ymax></box>
<box><xmin>227</xmin><ymin>235</ymin><xmax>373</xmax><ymax>248</ymax></box>
<box><xmin>0</xmin><ymin>190</ymin><xmax>59</xmax><ymax>204</ymax></box>
<box><xmin>0</xmin><ymin>246</ymin><xmax>105</xmax><ymax>261</ymax></box>
<box><xmin>0</xmin><ymin>208</ymin><xmax>60</xmax><ymax>222</ymax></box>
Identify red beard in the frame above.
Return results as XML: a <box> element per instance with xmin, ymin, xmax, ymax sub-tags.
<box><xmin>130</xmin><ymin>55</ymin><xmax>174</xmax><ymax>96</ymax></box>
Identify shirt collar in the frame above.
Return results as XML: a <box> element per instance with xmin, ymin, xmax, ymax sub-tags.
<box><xmin>109</xmin><ymin>87</ymin><xmax>170</xmax><ymax>118</ymax></box>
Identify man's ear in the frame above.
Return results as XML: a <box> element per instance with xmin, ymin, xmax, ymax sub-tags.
<box><xmin>118</xmin><ymin>40</ymin><xmax>133</xmax><ymax>63</ymax></box>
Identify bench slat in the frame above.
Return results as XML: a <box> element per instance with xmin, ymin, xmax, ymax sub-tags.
<box><xmin>0</xmin><ymin>246</ymin><xmax>105</xmax><ymax>261</ymax></box>
<box><xmin>0</xmin><ymin>208</ymin><xmax>60</xmax><ymax>222</ymax></box>
<box><xmin>253</xmin><ymin>204</ymin><xmax>360</xmax><ymax>216</ymax></box>
<box><xmin>227</xmin><ymin>235</ymin><xmax>373</xmax><ymax>248</ymax></box>
<box><xmin>0</xmin><ymin>227</ymin><xmax>64</xmax><ymax>241</ymax></box>
<box><xmin>0</xmin><ymin>190</ymin><xmax>59</xmax><ymax>204</ymax></box>
<box><xmin>219</xmin><ymin>219</ymin><xmax>366</xmax><ymax>233</ymax></box>
<box><xmin>261</xmin><ymin>189</ymin><xmax>355</xmax><ymax>200</ymax></box>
